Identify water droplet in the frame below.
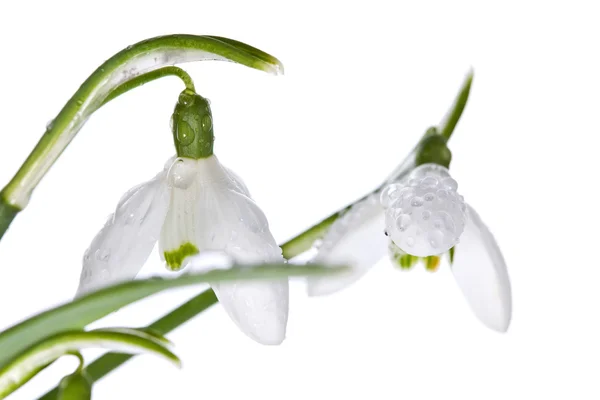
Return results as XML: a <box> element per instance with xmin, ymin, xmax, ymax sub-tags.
<box><xmin>95</xmin><ymin>249</ymin><xmax>110</xmax><ymax>262</ymax></box>
<box><xmin>421</xmin><ymin>176</ymin><xmax>438</xmax><ymax>187</ymax></box>
<box><xmin>422</xmin><ymin>210</ymin><xmax>431</xmax><ymax>220</ymax></box>
<box><xmin>408</xmin><ymin>179</ymin><xmax>419</xmax><ymax>187</ymax></box>
<box><xmin>442</xmin><ymin>177</ymin><xmax>458</xmax><ymax>191</ymax></box>
<box><xmin>202</xmin><ymin>115</ymin><xmax>212</xmax><ymax>132</ymax></box>
<box><xmin>437</xmin><ymin>189</ymin><xmax>448</xmax><ymax>199</ymax></box>
<box><xmin>424</xmin><ymin>193</ymin><xmax>435</xmax><ymax>201</ymax></box>
<box><xmin>83</xmin><ymin>249</ymin><xmax>91</xmax><ymax>262</ymax></box>
<box><xmin>433</xmin><ymin>219</ymin><xmax>443</xmax><ymax>229</ymax></box>
<box><xmin>46</xmin><ymin>119</ymin><xmax>54</xmax><ymax>130</ymax></box>
<box><xmin>406</xmin><ymin>237</ymin><xmax>415</xmax><ymax>247</ymax></box>
<box><xmin>380</xmin><ymin>184</ymin><xmax>403</xmax><ymax>208</ymax></box>
<box><xmin>125</xmin><ymin>213</ymin><xmax>135</xmax><ymax>225</ymax></box>
<box><xmin>176</xmin><ymin>121</ymin><xmax>195</xmax><ymax>145</ymax></box>
<box><xmin>396</xmin><ymin>214</ymin><xmax>411</xmax><ymax>232</ymax></box>
<box><xmin>411</xmin><ymin>197</ymin><xmax>424</xmax><ymax>207</ymax></box>
<box><xmin>178</xmin><ymin>91</ymin><xmax>195</xmax><ymax>106</ymax></box>
<box><xmin>76</xmin><ymin>99</ymin><xmax>84</xmax><ymax>106</ymax></box>
<box><xmin>428</xmin><ymin>230</ymin><xmax>444</xmax><ymax>249</ymax></box>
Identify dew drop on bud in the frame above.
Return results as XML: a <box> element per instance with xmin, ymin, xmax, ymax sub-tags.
<box><xmin>383</xmin><ymin>163</ymin><xmax>467</xmax><ymax>257</ymax></box>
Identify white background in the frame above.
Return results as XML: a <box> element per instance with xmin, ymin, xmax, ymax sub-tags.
<box><xmin>0</xmin><ymin>0</ymin><xmax>599</xmax><ymax>399</ymax></box>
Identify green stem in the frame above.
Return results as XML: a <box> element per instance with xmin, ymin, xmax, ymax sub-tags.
<box><xmin>439</xmin><ymin>70</ymin><xmax>473</xmax><ymax>140</ymax></box>
<box><xmin>100</xmin><ymin>66</ymin><xmax>195</xmax><ymax>107</ymax></box>
<box><xmin>0</xmin><ymin>199</ymin><xmax>19</xmax><ymax>242</ymax></box>
<box><xmin>0</xmin><ymin>35</ymin><xmax>283</xmax><ymax>238</ymax></box>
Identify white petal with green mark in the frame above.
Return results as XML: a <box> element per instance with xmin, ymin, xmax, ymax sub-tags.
<box><xmin>160</xmin><ymin>155</ymin><xmax>289</xmax><ymax>345</ymax></box>
<box><xmin>307</xmin><ymin>194</ymin><xmax>387</xmax><ymax>296</ymax></box>
<box><xmin>452</xmin><ymin>204</ymin><xmax>512</xmax><ymax>332</ymax></box>
<box><xmin>78</xmin><ymin>169</ymin><xmax>171</xmax><ymax>296</ymax></box>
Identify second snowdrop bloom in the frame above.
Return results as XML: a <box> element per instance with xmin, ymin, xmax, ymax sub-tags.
<box><xmin>308</xmin><ymin>162</ymin><xmax>511</xmax><ymax>333</ymax></box>
<box><xmin>78</xmin><ymin>90</ymin><xmax>288</xmax><ymax>345</ymax></box>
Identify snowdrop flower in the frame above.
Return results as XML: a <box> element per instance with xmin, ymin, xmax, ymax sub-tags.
<box><xmin>78</xmin><ymin>90</ymin><xmax>288</xmax><ymax>345</ymax></box>
<box><xmin>308</xmin><ymin>163</ymin><xmax>511</xmax><ymax>333</ymax></box>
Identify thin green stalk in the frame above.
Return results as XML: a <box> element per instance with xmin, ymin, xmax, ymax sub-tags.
<box><xmin>439</xmin><ymin>70</ymin><xmax>473</xmax><ymax>140</ymax></box>
<box><xmin>0</xmin><ymin>35</ymin><xmax>283</xmax><ymax>240</ymax></box>
<box><xmin>100</xmin><ymin>66</ymin><xmax>195</xmax><ymax>107</ymax></box>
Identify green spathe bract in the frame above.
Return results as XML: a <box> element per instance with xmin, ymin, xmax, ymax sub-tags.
<box><xmin>57</xmin><ymin>370</ymin><xmax>92</xmax><ymax>400</ymax></box>
<box><xmin>164</xmin><ymin>242</ymin><xmax>200</xmax><ymax>270</ymax></box>
<box><xmin>172</xmin><ymin>91</ymin><xmax>215</xmax><ymax>159</ymax></box>
<box><xmin>0</xmin><ymin>263</ymin><xmax>347</xmax><ymax>369</ymax></box>
<box><xmin>0</xmin><ymin>35</ymin><xmax>284</xmax><ymax>240</ymax></box>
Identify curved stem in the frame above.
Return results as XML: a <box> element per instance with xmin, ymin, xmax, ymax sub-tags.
<box><xmin>0</xmin><ymin>35</ymin><xmax>283</xmax><ymax>240</ymax></box>
<box><xmin>100</xmin><ymin>66</ymin><xmax>195</xmax><ymax>107</ymax></box>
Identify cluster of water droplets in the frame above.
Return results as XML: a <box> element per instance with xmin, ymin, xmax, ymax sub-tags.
<box><xmin>380</xmin><ymin>163</ymin><xmax>466</xmax><ymax>257</ymax></box>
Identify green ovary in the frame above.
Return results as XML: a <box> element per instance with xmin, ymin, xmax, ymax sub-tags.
<box><xmin>164</xmin><ymin>242</ymin><xmax>199</xmax><ymax>270</ymax></box>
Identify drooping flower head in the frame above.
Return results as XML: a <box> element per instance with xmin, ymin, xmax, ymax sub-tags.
<box><xmin>79</xmin><ymin>89</ymin><xmax>289</xmax><ymax>345</ymax></box>
<box><xmin>308</xmin><ymin>127</ymin><xmax>511</xmax><ymax>333</ymax></box>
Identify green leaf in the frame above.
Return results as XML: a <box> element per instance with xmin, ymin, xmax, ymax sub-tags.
<box><xmin>0</xmin><ymin>328</ymin><xmax>179</xmax><ymax>399</ymax></box>
<box><xmin>0</xmin><ymin>264</ymin><xmax>346</xmax><ymax>369</ymax></box>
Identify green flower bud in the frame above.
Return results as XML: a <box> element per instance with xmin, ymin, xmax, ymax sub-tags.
<box><xmin>57</xmin><ymin>371</ymin><xmax>92</xmax><ymax>400</ymax></box>
<box><xmin>415</xmin><ymin>127</ymin><xmax>452</xmax><ymax>168</ymax></box>
<box><xmin>171</xmin><ymin>89</ymin><xmax>214</xmax><ymax>159</ymax></box>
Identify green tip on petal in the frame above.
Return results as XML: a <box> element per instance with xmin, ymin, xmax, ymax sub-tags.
<box><xmin>423</xmin><ymin>256</ymin><xmax>441</xmax><ymax>272</ymax></box>
<box><xmin>164</xmin><ymin>242</ymin><xmax>200</xmax><ymax>270</ymax></box>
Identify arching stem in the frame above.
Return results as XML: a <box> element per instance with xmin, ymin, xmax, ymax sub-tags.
<box><xmin>0</xmin><ymin>35</ymin><xmax>283</xmax><ymax>240</ymax></box>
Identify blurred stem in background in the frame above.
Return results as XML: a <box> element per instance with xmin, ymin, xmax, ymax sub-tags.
<box><xmin>38</xmin><ymin>69</ymin><xmax>473</xmax><ymax>400</ymax></box>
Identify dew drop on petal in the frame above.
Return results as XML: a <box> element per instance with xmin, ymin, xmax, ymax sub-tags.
<box><xmin>396</xmin><ymin>214</ymin><xmax>411</xmax><ymax>232</ymax></box>
<box><xmin>442</xmin><ymin>177</ymin><xmax>458</xmax><ymax>191</ymax></box>
<box><xmin>380</xmin><ymin>183</ymin><xmax>403</xmax><ymax>208</ymax></box>
<box><xmin>421</xmin><ymin>176</ymin><xmax>438</xmax><ymax>187</ymax></box>
<box><xmin>411</xmin><ymin>197</ymin><xmax>424</xmax><ymax>207</ymax></box>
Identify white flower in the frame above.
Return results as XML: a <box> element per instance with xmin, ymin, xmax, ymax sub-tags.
<box><xmin>78</xmin><ymin>154</ymin><xmax>289</xmax><ymax>345</ymax></box>
<box><xmin>307</xmin><ymin>163</ymin><xmax>511</xmax><ymax>332</ymax></box>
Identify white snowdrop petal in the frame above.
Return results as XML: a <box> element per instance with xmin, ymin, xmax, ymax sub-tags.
<box><xmin>307</xmin><ymin>195</ymin><xmax>388</xmax><ymax>296</ymax></box>
<box><xmin>381</xmin><ymin>163</ymin><xmax>466</xmax><ymax>257</ymax></box>
<box><xmin>452</xmin><ymin>204</ymin><xmax>512</xmax><ymax>332</ymax></box>
<box><xmin>159</xmin><ymin>155</ymin><xmax>289</xmax><ymax>345</ymax></box>
<box><xmin>77</xmin><ymin>171</ymin><xmax>170</xmax><ymax>296</ymax></box>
